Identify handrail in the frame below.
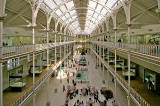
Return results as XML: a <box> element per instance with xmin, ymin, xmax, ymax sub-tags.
<box><xmin>12</xmin><ymin>52</ymin><xmax>71</xmax><ymax>106</ymax></box>
<box><xmin>91</xmin><ymin>41</ymin><xmax>160</xmax><ymax>58</ymax></box>
<box><xmin>90</xmin><ymin>47</ymin><xmax>150</xmax><ymax>106</ymax></box>
<box><xmin>2</xmin><ymin>41</ymin><xmax>75</xmax><ymax>60</ymax></box>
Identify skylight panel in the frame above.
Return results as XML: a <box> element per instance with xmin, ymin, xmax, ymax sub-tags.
<box><xmin>41</xmin><ymin>3</ymin><xmax>52</xmax><ymax>13</ymax></box>
<box><xmin>61</xmin><ymin>16</ymin><xmax>66</xmax><ymax>21</ymax></box>
<box><xmin>101</xmin><ymin>8</ymin><xmax>107</xmax><ymax>15</ymax></box>
<box><xmin>65</xmin><ymin>13</ymin><xmax>70</xmax><ymax>18</ymax></box>
<box><xmin>99</xmin><ymin>0</ymin><xmax>107</xmax><ymax>5</ymax></box>
<box><xmin>98</xmin><ymin>16</ymin><xmax>102</xmax><ymax>21</ymax></box>
<box><xmin>89</xmin><ymin>1</ymin><xmax>96</xmax><ymax>9</ymax></box>
<box><xmin>70</xmin><ymin>10</ymin><xmax>76</xmax><ymax>15</ymax></box>
<box><xmin>74</xmin><ymin>24</ymin><xmax>79</xmax><ymax>29</ymax></box>
<box><xmin>107</xmin><ymin>0</ymin><xmax>117</xmax><ymax>8</ymax></box>
<box><xmin>72</xmin><ymin>16</ymin><xmax>77</xmax><ymax>20</ymax></box>
<box><xmin>87</xmin><ymin>10</ymin><xmax>94</xmax><ymax>15</ymax></box>
<box><xmin>111</xmin><ymin>0</ymin><xmax>119</xmax><ymax>8</ymax></box>
<box><xmin>60</xmin><ymin>5</ymin><xmax>67</xmax><ymax>12</ymax></box>
<box><xmin>54</xmin><ymin>0</ymin><xmax>62</xmax><ymax>5</ymax></box>
<box><xmin>93</xmin><ymin>13</ymin><xmax>98</xmax><ymax>18</ymax></box>
<box><xmin>42</xmin><ymin>0</ymin><xmax>80</xmax><ymax>34</ymax></box>
<box><xmin>56</xmin><ymin>9</ymin><xmax>62</xmax><ymax>16</ymax></box>
<box><xmin>87</xmin><ymin>12</ymin><xmax>94</xmax><ymax>18</ymax></box>
<box><xmin>85</xmin><ymin>21</ymin><xmax>90</xmax><ymax>26</ymax></box>
<box><xmin>73</xmin><ymin>21</ymin><xmax>79</xmax><ymax>25</ymax></box>
<box><xmin>68</xmin><ymin>18</ymin><xmax>72</xmax><ymax>23</ymax></box>
<box><xmin>96</xmin><ymin>4</ymin><xmax>103</xmax><ymax>12</ymax></box>
<box><xmin>69</xmin><ymin>25</ymin><xmax>73</xmax><ymax>29</ymax></box>
<box><xmin>66</xmin><ymin>1</ymin><xmax>74</xmax><ymax>10</ymax></box>
<box><xmin>44</xmin><ymin>0</ymin><xmax>56</xmax><ymax>9</ymax></box>
<box><xmin>91</xmin><ymin>18</ymin><xmax>96</xmax><ymax>23</ymax></box>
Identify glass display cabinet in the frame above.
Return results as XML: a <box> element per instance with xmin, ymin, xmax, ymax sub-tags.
<box><xmin>79</xmin><ymin>57</ymin><xmax>87</xmax><ymax>66</ymax></box>
<box><xmin>41</xmin><ymin>59</ymin><xmax>48</xmax><ymax>69</ymax></box>
<box><xmin>9</xmin><ymin>65</ymin><xmax>26</xmax><ymax>91</ymax></box>
<box><xmin>144</xmin><ymin>69</ymin><xmax>156</xmax><ymax>91</ymax></box>
<box><xmin>29</xmin><ymin>65</ymin><xmax>42</xmax><ymax>76</ymax></box>
<box><xmin>109</xmin><ymin>56</ymin><xmax>115</xmax><ymax>65</ymax></box>
<box><xmin>122</xmin><ymin>64</ymin><xmax>136</xmax><ymax>80</ymax></box>
<box><xmin>116</xmin><ymin>59</ymin><xmax>124</xmax><ymax>70</ymax></box>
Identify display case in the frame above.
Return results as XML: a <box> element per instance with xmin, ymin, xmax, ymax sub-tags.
<box><xmin>116</xmin><ymin>60</ymin><xmax>124</xmax><ymax>70</ymax></box>
<box><xmin>122</xmin><ymin>64</ymin><xmax>136</xmax><ymax>80</ymax></box>
<box><xmin>104</xmin><ymin>55</ymin><xmax>108</xmax><ymax>61</ymax></box>
<box><xmin>56</xmin><ymin>53</ymin><xmax>61</xmax><ymax>60</ymax></box>
<box><xmin>79</xmin><ymin>57</ymin><xmax>87</xmax><ymax>66</ymax></box>
<box><xmin>109</xmin><ymin>56</ymin><xmax>115</xmax><ymax>65</ymax></box>
<box><xmin>29</xmin><ymin>65</ymin><xmax>42</xmax><ymax>76</ymax></box>
<box><xmin>50</xmin><ymin>58</ymin><xmax>55</xmax><ymax>64</ymax></box>
<box><xmin>144</xmin><ymin>69</ymin><xmax>156</xmax><ymax>91</ymax></box>
<box><xmin>41</xmin><ymin>59</ymin><xmax>48</xmax><ymax>68</ymax></box>
<box><xmin>9</xmin><ymin>65</ymin><xmax>26</xmax><ymax>90</ymax></box>
<box><xmin>77</xmin><ymin>67</ymin><xmax>88</xmax><ymax>71</ymax></box>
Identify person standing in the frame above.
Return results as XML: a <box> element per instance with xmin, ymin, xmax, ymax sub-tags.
<box><xmin>88</xmin><ymin>98</ymin><xmax>94</xmax><ymax>106</ymax></box>
<box><xmin>65</xmin><ymin>99</ymin><xmax>69</xmax><ymax>106</ymax></box>
<box><xmin>102</xmin><ymin>100</ymin><xmax>107</xmax><ymax>106</ymax></box>
<box><xmin>86</xmin><ymin>88</ymin><xmax>88</xmax><ymax>95</ymax></box>
<box><xmin>73</xmin><ymin>72</ymin><xmax>75</xmax><ymax>77</ymax></box>
<box><xmin>72</xmin><ymin>79</ymin><xmax>75</xmax><ymax>85</ymax></box>
<box><xmin>67</xmin><ymin>78</ymin><xmax>69</xmax><ymax>84</ymax></box>
<box><xmin>63</xmin><ymin>85</ymin><xmax>65</xmax><ymax>92</ymax></box>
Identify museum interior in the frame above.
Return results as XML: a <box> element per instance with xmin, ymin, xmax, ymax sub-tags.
<box><xmin>0</xmin><ymin>0</ymin><xmax>160</xmax><ymax>106</ymax></box>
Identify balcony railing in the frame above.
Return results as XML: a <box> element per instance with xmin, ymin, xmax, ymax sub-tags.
<box><xmin>92</xmin><ymin>41</ymin><xmax>160</xmax><ymax>58</ymax></box>
<box><xmin>2</xmin><ymin>41</ymin><xmax>75</xmax><ymax>60</ymax></box>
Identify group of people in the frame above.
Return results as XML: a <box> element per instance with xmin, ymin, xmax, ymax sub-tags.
<box><xmin>63</xmin><ymin>82</ymin><xmax>79</xmax><ymax>106</ymax></box>
<box><xmin>62</xmin><ymin>54</ymin><xmax>113</xmax><ymax>106</ymax></box>
<box><xmin>63</xmin><ymin>84</ymin><xmax>109</xmax><ymax>106</ymax></box>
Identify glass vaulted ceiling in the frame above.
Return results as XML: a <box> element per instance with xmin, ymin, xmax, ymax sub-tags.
<box><xmin>42</xmin><ymin>0</ymin><xmax>120</xmax><ymax>35</ymax></box>
<box><xmin>85</xmin><ymin>0</ymin><xmax>120</xmax><ymax>34</ymax></box>
<box><xmin>43</xmin><ymin>0</ymin><xmax>80</xmax><ymax>34</ymax></box>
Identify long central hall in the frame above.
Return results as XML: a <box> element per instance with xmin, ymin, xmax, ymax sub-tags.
<box><xmin>1</xmin><ymin>0</ymin><xmax>160</xmax><ymax>106</ymax></box>
<box><xmin>23</xmin><ymin>50</ymin><xmax>135</xmax><ymax>106</ymax></box>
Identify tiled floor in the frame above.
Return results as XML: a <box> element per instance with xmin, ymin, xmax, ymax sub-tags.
<box><xmin>23</xmin><ymin>53</ymin><xmax>136</xmax><ymax>106</ymax></box>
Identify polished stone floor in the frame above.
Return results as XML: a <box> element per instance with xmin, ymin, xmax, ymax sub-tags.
<box><xmin>23</xmin><ymin>53</ymin><xmax>136</xmax><ymax>106</ymax></box>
